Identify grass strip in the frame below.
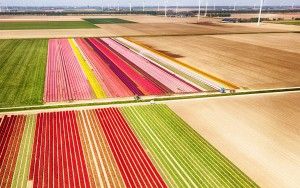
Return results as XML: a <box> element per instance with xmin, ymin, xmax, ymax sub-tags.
<box><xmin>0</xmin><ymin>87</ymin><xmax>299</xmax><ymax>113</ymax></box>
<box><xmin>83</xmin><ymin>18</ymin><xmax>135</xmax><ymax>24</ymax></box>
<box><xmin>0</xmin><ymin>21</ymin><xmax>98</xmax><ymax>30</ymax></box>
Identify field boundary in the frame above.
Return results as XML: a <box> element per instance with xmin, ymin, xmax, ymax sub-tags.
<box><xmin>0</xmin><ymin>87</ymin><xmax>299</xmax><ymax>114</ymax></box>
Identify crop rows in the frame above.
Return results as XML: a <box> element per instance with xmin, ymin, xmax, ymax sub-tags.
<box><xmin>0</xmin><ymin>104</ymin><xmax>257</xmax><ymax>187</ymax></box>
<box><xmin>0</xmin><ymin>39</ymin><xmax>48</xmax><ymax>108</ymax></box>
<box><xmin>44</xmin><ymin>39</ymin><xmax>93</xmax><ymax>102</ymax></box>
<box><xmin>44</xmin><ymin>37</ymin><xmax>216</xmax><ymax>103</ymax></box>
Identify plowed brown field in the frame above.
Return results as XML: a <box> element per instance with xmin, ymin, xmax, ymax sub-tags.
<box><xmin>130</xmin><ymin>33</ymin><xmax>300</xmax><ymax>89</ymax></box>
<box><xmin>168</xmin><ymin>91</ymin><xmax>300</xmax><ymax>188</ymax></box>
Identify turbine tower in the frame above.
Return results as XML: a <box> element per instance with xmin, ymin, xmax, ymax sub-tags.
<box><xmin>257</xmin><ymin>0</ymin><xmax>264</xmax><ymax>26</ymax></box>
<box><xmin>204</xmin><ymin>1</ymin><xmax>208</xmax><ymax>17</ymax></box>
<box><xmin>164</xmin><ymin>0</ymin><xmax>167</xmax><ymax>17</ymax></box>
<box><xmin>198</xmin><ymin>0</ymin><xmax>201</xmax><ymax>22</ymax></box>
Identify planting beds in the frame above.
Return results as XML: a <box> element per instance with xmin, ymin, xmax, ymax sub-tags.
<box><xmin>130</xmin><ymin>34</ymin><xmax>300</xmax><ymax>89</ymax></box>
<box><xmin>0</xmin><ymin>104</ymin><xmax>257</xmax><ymax>187</ymax></box>
<box><xmin>0</xmin><ymin>39</ymin><xmax>48</xmax><ymax>108</ymax></box>
<box><xmin>44</xmin><ymin>37</ymin><xmax>218</xmax><ymax>103</ymax></box>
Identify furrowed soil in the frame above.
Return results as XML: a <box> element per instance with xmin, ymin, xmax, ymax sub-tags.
<box><xmin>130</xmin><ymin>33</ymin><xmax>300</xmax><ymax>89</ymax></box>
<box><xmin>168</xmin><ymin>92</ymin><xmax>300</xmax><ymax>188</ymax></box>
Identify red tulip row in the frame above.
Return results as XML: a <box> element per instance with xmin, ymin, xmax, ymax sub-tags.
<box><xmin>0</xmin><ymin>115</ymin><xmax>26</xmax><ymax>188</ymax></box>
<box><xmin>8</xmin><ymin>108</ymin><xmax>166</xmax><ymax>187</ymax></box>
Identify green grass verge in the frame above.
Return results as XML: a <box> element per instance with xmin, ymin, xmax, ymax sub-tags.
<box><xmin>0</xmin><ymin>39</ymin><xmax>48</xmax><ymax>108</ymax></box>
<box><xmin>0</xmin><ymin>87</ymin><xmax>299</xmax><ymax>113</ymax></box>
<box><xmin>0</xmin><ymin>21</ymin><xmax>98</xmax><ymax>30</ymax></box>
<box><xmin>121</xmin><ymin>104</ymin><xmax>258</xmax><ymax>187</ymax></box>
<box><xmin>83</xmin><ymin>18</ymin><xmax>135</xmax><ymax>24</ymax></box>
<box><xmin>272</xmin><ymin>20</ymin><xmax>300</xmax><ymax>26</ymax></box>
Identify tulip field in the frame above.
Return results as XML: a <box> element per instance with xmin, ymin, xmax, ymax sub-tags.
<box><xmin>0</xmin><ymin>37</ymin><xmax>220</xmax><ymax>108</ymax></box>
<box><xmin>44</xmin><ymin>37</ymin><xmax>217</xmax><ymax>103</ymax></box>
<box><xmin>0</xmin><ymin>104</ymin><xmax>258</xmax><ymax>188</ymax></box>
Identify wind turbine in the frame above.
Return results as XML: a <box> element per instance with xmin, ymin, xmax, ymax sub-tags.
<box><xmin>233</xmin><ymin>0</ymin><xmax>236</xmax><ymax>11</ymax></box>
<box><xmin>164</xmin><ymin>0</ymin><xmax>167</xmax><ymax>17</ymax></box>
<box><xmin>198</xmin><ymin>0</ymin><xmax>201</xmax><ymax>22</ymax></box>
<box><xmin>130</xmin><ymin>1</ymin><xmax>132</xmax><ymax>13</ymax></box>
<box><xmin>213</xmin><ymin>1</ymin><xmax>216</xmax><ymax>11</ymax></box>
<box><xmin>257</xmin><ymin>0</ymin><xmax>264</xmax><ymax>26</ymax></box>
<box><xmin>142</xmin><ymin>0</ymin><xmax>145</xmax><ymax>12</ymax></box>
<box><xmin>204</xmin><ymin>0</ymin><xmax>208</xmax><ymax>17</ymax></box>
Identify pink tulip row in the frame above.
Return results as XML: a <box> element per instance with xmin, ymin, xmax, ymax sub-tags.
<box><xmin>75</xmin><ymin>38</ymin><xmax>134</xmax><ymax>98</ymax></box>
<box><xmin>44</xmin><ymin>39</ymin><xmax>93</xmax><ymax>102</ymax></box>
<box><xmin>102</xmin><ymin>38</ymin><xmax>200</xmax><ymax>94</ymax></box>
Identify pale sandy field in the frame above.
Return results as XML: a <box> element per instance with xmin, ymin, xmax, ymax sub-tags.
<box><xmin>214</xmin><ymin>33</ymin><xmax>300</xmax><ymax>54</ymax></box>
<box><xmin>168</xmin><ymin>92</ymin><xmax>300</xmax><ymax>188</ymax></box>
<box><xmin>230</xmin><ymin>13</ymin><xmax>300</xmax><ymax>19</ymax></box>
<box><xmin>229</xmin><ymin>22</ymin><xmax>300</xmax><ymax>32</ymax></box>
<box><xmin>130</xmin><ymin>34</ymin><xmax>300</xmax><ymax>89</ymax></box>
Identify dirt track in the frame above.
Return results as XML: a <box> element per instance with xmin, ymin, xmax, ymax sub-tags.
<box><xmin>168</xmin><ymin>91</ymin><xmax>300</xmax><ymax>188</ymax></box>
<box><xmin>131</xmin><ymin>33</ymin><xmax>300</xmax><ymax>89</ymax></box>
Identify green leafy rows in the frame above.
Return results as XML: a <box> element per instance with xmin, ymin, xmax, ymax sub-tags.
<box><xmin>0</xmin><ymin>21</ymin><xmax>98</xmax><ymax>30</ymax></box>
<box><xmin>0</xmin><ymin>39</ymin><xmax>48</xmax><ymax>108</ymax></box>
<box><xmin>83</xmin><ymin>18</ymin><xmax>135</xmax><ymax>24</ymax></box>
<box><xmin>121</xmin><ymin>104</ymin><xmax>258</xmax><ymax>188</ymax></box>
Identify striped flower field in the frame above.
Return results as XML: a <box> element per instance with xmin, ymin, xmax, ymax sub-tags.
<box><xmin>44</xmin><ymin>37</ymin><xmax>217</xmax><ymax>103</ymax></box>
<box><xmin>0</xmin><ymin>104</ymin><xmax>258</xmax><ymax>188</ymax></box>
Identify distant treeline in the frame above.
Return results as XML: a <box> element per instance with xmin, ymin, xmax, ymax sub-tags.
<box><xmin>0</xmin><ymin>9</ymin><xmax>299</xmax><ymax>16</ymax></box>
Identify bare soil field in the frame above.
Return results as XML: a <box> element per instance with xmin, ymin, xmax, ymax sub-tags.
<box><xmin>214</xmin><ymin>33</ymin><xmax>300</xmax><ymax>54</ymax></box>
<box><xmin>131</xmin><ymin>34</ymin><xmax>300</xmax><ymax>89</ymax></box>
<box><xmin>0</xmin><ymin>28</ymin><xmax>111</xmax><ymax>39</ymax></box>
<box><xmin>99</xmin><ymin>22</ymin><xmax>284</xmax><ymax>36</ymax></box>
<box><xmin>168</xmin><ymin>92</ymin><xmax>300</xmax><ymax>188</ymax></box>
<box><xmin>230</xmin><ymin>22</ymin><xmax>300</xmax><ymax>32</ymax></box>
<box><xmin>230</xmin><ymin>13</ymin><xmax>300</xmax><ymax>20</ymax></box>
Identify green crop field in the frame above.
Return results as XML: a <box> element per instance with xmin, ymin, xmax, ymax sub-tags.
<box><xmin>121</xmin><ymin>104</ymin><xmax>258</xmax><ymax>188</ymax></box>
<box><xmin>273</xmin><ymin>20</ymin><xmax>300</xmax><ymax>26</ymax></box>
<box><xmin>83</xmin><ymin>18</ymin><xmax>135</xmax><ymax>24</ymax></box>
<box><xmin>0</xmin><ymin>21</ymin><xmax>98</xmax><ymax>30</ymax></box>
<box><xmin>0</xmin><ymin>39</ymin><xmax>48</xmax><ymax>108</ymax></box>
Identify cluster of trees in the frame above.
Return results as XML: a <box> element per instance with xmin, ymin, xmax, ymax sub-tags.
<box><xmin>207</xmin><ymin>13</ymin><xmax>231</xmax><ymax>17</ymax></box>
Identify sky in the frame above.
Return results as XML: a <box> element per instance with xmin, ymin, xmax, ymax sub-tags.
<box><xmin>0</xmin><ymin>0</ymin><xmax>297</xmax><ymax>7</ymax></box>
